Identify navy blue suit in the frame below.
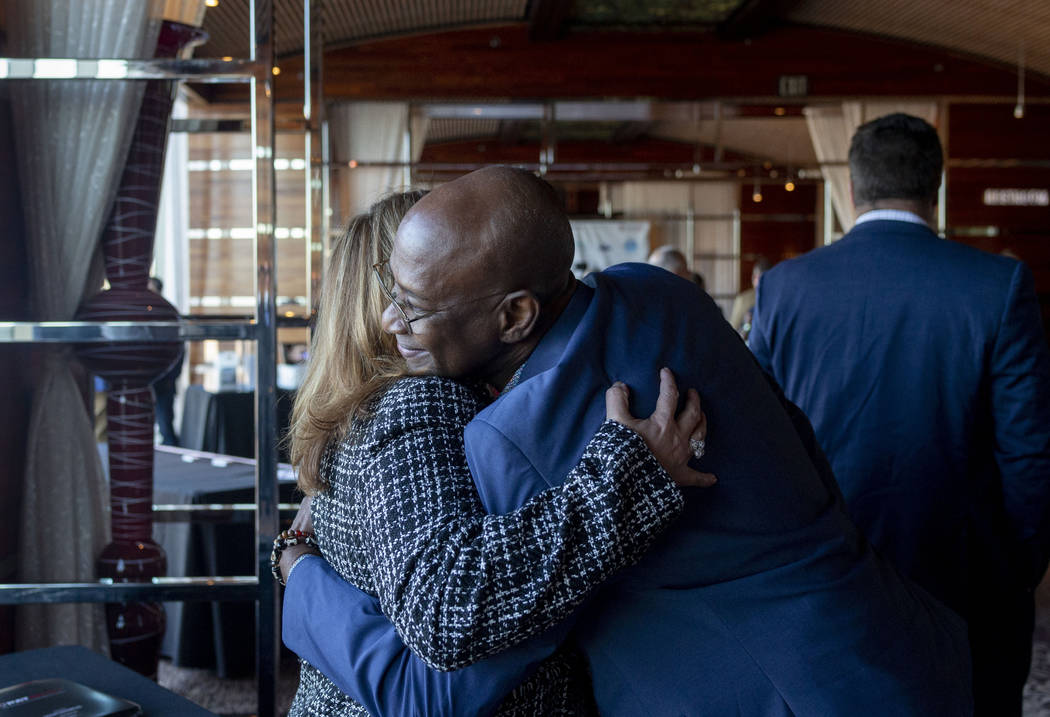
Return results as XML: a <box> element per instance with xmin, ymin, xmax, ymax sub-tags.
<box><xmin>750</xmin><ymin>217</ymin><xmax>1050</xmax><ymax>713</ymax></box>
<box><xmin>286</xmin><ymin>263</ymin><xmax>972</xmax><ymax>715</ymax></box>
<box><xmin>465</xmin><ymin>263</ymin><xmax>970</xmax><ymax>714</ymax></box>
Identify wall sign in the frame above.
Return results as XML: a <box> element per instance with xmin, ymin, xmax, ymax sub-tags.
<box><xmin>777</xmin><ymin>75</ymin><xmax>808</xmax><ymax>98</ymax></box>
<box><xmin>982</xmin><ymin>188</ymin><xmax>1049</xmax><ymax>206</ymax></box>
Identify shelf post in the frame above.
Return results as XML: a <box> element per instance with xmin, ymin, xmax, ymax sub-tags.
<box><xmin>249</xmin><ymin>0</ymin><xmax>280</xmax><ymax>715</ymax></box>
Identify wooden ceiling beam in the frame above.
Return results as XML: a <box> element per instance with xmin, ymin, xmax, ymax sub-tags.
<box><xmin>419</xmin><ymin>136</ymin><xmax>761</xmax><ymax>168</ymax></box>
<box><xmin>195</xmin><ymin>23</ymin><xmax>1050</xmax><ymax>104</ymax></box>
<box><xmin>610</xmin><ymin>121</ymin><xmax>655</xmax><ymax>144</ymax></box>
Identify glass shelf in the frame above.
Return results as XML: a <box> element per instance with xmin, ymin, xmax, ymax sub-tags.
<box><xmin>0</xmin><ymin>320</ymin><xmax>257</xmax><ymax>343</ymax></box>
<box><xmin>0</xmin><ymin>57</ymin><xmax>260</xmax><ymax>82</ymax></box>
<box><xmin>0</xmin><ymin>577</ymin><xmax>258</xmax><ymax>605</ymax></box>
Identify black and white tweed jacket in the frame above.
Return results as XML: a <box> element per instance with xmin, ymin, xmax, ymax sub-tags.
<box><xmin>289</xmin><ymin>376</ymin><xmax>684</xmax><ymax>716</ymax></box>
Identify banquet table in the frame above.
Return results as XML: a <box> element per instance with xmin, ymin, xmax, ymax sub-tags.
<box><xmin>149</xmin><ymin>445</ymin><xmax>299</xmax><ymax>678</ymax></box>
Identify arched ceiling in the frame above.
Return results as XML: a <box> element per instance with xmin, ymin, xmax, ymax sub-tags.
<box><xmin>787</xmin><ymin>0</ymin><xmax>1048</xmax><ymax>83</ymax></box>
<box><xmin>190</xmin><ymin>1</ymin><xmax>1046</xmax><ymax>175</ymax></box>
<box><xmin>196</xmin><ymin>0</ymin><xmax>1050</xmax><ymax>80</ymax></box>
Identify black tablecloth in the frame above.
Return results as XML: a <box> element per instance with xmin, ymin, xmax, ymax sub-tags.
<box><xmin>0</xmin><ymin>645</ymin><xmax>216</xmax><ymax>716</ymax></box>
<box><xmin>151</xmin><ymin>446</ymin><xmax>298</xmax><ymax>678</ymax></box>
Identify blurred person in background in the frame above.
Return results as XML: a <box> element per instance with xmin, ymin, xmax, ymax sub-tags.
<box><xmin>647</xmin><ymin>244</ymin><xmax>706</xmax><ymax>291</ymax></box>
<box><xmin>729</xmin><ymin>256</ymin><xmax>770</xmax><ymax>340</ymax></box>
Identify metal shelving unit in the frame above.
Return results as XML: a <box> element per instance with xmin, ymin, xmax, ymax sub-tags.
<box><xmin>0</xmin><ymin>2</ymin><xmax>290</xmax><ymax>715</ymax></box>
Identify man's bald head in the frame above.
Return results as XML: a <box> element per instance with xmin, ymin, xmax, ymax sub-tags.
<box><xmin>397</xmin><ymin>166</ymin><xmax>575</xmax><ymax>302</ymax></box>
<box><xmin>385</xmin><ymin>167</ymin><xmax>579</xmax><ymax>386</ymax></box>
<box><xmin>648</xmin><ymin>246</ymin><xmax>692</xmax><ymax>280</ymax></box>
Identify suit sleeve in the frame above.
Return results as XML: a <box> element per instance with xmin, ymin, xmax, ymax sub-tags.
<box><xmin>283</xmin><ymin>556</ymin><xmax>562</xmax><ymax>717</ymax></box>
<box><xmin>362</xmin><ymin>387</ymin><xmax>684</xmax><ymax>671</ymax></box>
<box><xmin>989</xmin><ymin>262</ymin><xmax>1050</xmax><ymax>588</ymax></box>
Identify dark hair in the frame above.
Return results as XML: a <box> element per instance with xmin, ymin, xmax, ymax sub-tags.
<box><xmin>848</xmin><ymin>113</ymin><xmax>942</xmax><ymax>205</ymax></box>
<box><xmin>753</xmin><ymin>256</ymin><xmax>772</xmax><ymax>275</ymax></box>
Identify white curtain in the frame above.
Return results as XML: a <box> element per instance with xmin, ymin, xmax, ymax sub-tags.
<box><xmin>8</xmin><ymin>0</ymin><xmax>164</xmax><ymax>652</ymax></box>
<box><xmin>155</xmin><ymin>91</ymin><xmax>191</xmax><ymax>316</ymax></box>
<box><xmin>569</xmin><ymin>220</ymin><xmax>651</xmax><ymax>277</ymax></box>
<box><xmin>328</xmin><ymin>102</ymin><xmax>427</xmax><ymax>219</ymax></box>
<box><xmin>805</xmin><ymin>101</ymin><xmax>939</xmax><ymax>234</ymax></box>
<box><xmin>154</xmin><ymin>91</ymin><xmax>191</xmax><ymax>433</ymax></box>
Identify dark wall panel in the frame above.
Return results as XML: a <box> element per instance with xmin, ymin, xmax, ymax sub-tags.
<box><xmin>947</xmin><ymin>103</ymin><xmax>1050</xmax><ymax>336</ymax></box>
<box><xmin>738</xmin><ymin>182</ymin><xmax>818</xmax><ymax>289</ymax></box>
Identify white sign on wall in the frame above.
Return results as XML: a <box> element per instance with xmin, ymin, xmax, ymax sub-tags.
<box><xmin>982</xmin><ymin>188</ymin><xmax>1049</xmax><ymax>207</ymax></box>
<box><xmin>569</xmin><ymin>220</ymin><xmax>650</xmax><ymax>278</ymax></box>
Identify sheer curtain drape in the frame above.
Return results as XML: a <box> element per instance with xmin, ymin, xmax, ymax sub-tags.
<box><xmin>155</xmin><ymin>91</ymin><xmax>191</xmax><ymax>317</ymax></box>
<box><xmin>154</xmin><ymin>91</ymin><xmax>191</xmax><ymax>432</ymax></box>
<box><xmin>328</xmin><ymin>102</ymin><xmax>428</xmax><ymax>218</ymax></box>
<box><xmin>805</xmin><ymin>101</ymin><xmax>939</xmax><ymax>234</ymax></box>
<box><xmin>8</xmin><ymin>0</ymin><xmax>163</xmax><ymax>652</ymax></box>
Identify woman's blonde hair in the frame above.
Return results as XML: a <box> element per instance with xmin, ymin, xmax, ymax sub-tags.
<box><xmin>289</xmin><ymin>190</ymin><xmax>426</xmax><ymax>494</ymax></box>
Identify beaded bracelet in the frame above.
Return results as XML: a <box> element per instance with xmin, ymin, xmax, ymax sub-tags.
<box><xmin>270</xmin><ymin>529</ymin><xmax>319</xmax><ymax>587</ymax></box>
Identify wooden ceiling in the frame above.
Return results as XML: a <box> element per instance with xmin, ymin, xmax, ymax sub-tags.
<box><xmin>194</xmin><ymin>0</ymin><xmax>1050</xmax><ymax>81</ymax></box>
<box><xmin>185</xmin><ymin>0</ymin><xmax>1049</xmax><ymax>177</ymax></box>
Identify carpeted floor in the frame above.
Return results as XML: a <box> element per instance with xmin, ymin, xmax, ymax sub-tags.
<box><xmin>1023</xmin><ymin>574</ymin><xmax>1050</xmax><ymax>716</ymax></box>
<box><xmin>158</xmin><ymin>651</ymin><xmax>299</xmax><ymax>716</ymax></box>
<box><xmin>159</xmin><ymin>576</ymin><xmax>1050</xmax><ymax>716</ymax></box>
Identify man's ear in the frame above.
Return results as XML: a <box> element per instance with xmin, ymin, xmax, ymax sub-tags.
<box><xmin>497</xmin><ymin>290</ymin><xmax>541</xmax><ymax>343</ymax></box>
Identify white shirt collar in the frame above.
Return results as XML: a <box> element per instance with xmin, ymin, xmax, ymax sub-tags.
<box><xmin>853</xmin><ymin>209</ymin><xmax>929</xmax><ymax>227</ymax></box>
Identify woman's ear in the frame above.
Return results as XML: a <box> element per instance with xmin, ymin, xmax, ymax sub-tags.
<box><xmin>497</xmin><ymin>290</ymin><xmax>541</xmax><ymax>344</ymax></box>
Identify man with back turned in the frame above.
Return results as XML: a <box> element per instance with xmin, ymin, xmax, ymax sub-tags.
<box><xmin>751</xmin><ymin>112</ymin><xmax>1050</xmax><ymax>714</ymax></box>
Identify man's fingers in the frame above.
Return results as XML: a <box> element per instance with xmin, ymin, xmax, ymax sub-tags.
<box><xmin>652</xmin><ymin>368</ymin><xmax>679</xmax><ymax>423</ymax></box>
<box><xmin>676</xmin><ymin>388</ymin><xmax>702</xmax><ymax>435</ymax></box>
<box><xmin>672</xmin><ymin>468</ymin><xmax>718</xmax><ymax>489</ymax></box>
<box><xmin>605</xmin><ymin>381</ymin><xmax>632</xmax><ymax>426</ymax></box>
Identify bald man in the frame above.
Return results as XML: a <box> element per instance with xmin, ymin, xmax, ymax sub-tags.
<box><xmin>648</xmin><ymin>244</ymin><xmax>707</xmax><ymax>291</ymax></box>
<box><xmin>648</xmin><ymin>245</ymin><xmax>692</xmax><ymax>278</ymax></box>
<box><xmin>284</xmin><ymin>167</ymin><xmax>972</xmax><ymax>715</ymax></box>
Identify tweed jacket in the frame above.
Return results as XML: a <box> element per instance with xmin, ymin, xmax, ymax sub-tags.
<box><xmin>287</xmin><ymin>376</ymin><xmax>684</xmax><ymax>716</ymax></box>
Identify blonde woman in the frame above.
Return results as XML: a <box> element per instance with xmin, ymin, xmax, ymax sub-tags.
<box><xmin>282</xmin><ymin>191</ymin><xmax>710</xmax><ymax>716</ymax></box>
